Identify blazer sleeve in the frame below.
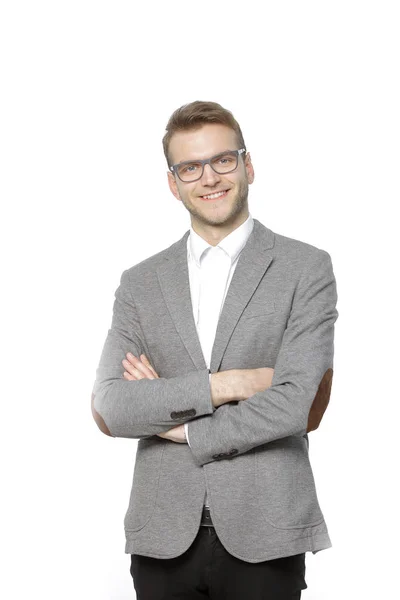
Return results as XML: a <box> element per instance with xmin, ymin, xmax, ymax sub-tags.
<box><xmin>186</xmin><ymin>249</ymin><xmax>339</xmax><ymax>466</ymax></box>
<box><xmin>91</xmin><ymin>269</ymin><xmax>214</xmax><ymax>438</ymax></box>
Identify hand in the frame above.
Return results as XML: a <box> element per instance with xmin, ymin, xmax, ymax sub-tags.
<box><xmin>122</xmin><ymin>353</ymin><xmax>159</xmax><ymax>380</ymax></box>
<box><xmin>157</xmin><ymin>423</ymin><xmax>187</xmax><ymax>443</ymax></box>
<box><xmin>211</xmin><ymin>367</ymin><xmax>275</xmax><ymax>407</ymax></box>
<box><xmin>122</xmin><ymin>353</ymin><xmax>187</xmax><ymax>444</ymax></box>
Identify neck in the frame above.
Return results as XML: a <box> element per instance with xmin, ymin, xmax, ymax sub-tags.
<box><xmin>191</xmin><ymin>211</ymin><xmax>249</xmax><ymax>246</ymax></box>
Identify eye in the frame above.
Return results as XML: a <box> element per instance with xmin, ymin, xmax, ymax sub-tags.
<box><xmin>215</xmin><ymin>153</ymin><xmax>235</xmax><ymax>165</ymax></box>
<box><xmin>181</xmin><ymin>163</ymin><xmax>200</xmax><ymax>174</ymax></box>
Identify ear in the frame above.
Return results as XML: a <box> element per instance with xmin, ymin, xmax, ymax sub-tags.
<box><xmin>244</xmin><ymin>152</ymin><xmax>255</xmax><ymax>184</ymax></box>
<box><xmin>167</xmin><ymin>171</ymin><xmax>181</xmax><ymax>201</ymax></box>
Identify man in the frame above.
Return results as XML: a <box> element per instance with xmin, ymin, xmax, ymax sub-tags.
<box><xmin>91</xmin><ymin>100</ymin><xmax>338</xmax><ymax>599</ymax></box>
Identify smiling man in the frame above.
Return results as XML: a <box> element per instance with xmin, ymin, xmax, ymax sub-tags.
<box><xmin>167</xmin><ymin>122</ymin><xmax>253</xmax><ymax>243</ymax></box>
<box><xmin>92</xmin><ymin>100</ymin><xmax>338</xmax><ymax>599</ymax></box>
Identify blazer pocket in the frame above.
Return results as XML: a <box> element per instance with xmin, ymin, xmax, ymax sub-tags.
<box><xmin>241</xmin><ymin>300</ymin><xmax>276</xmax><ymax>321</ymax></box>
<box><xmin>255</xmin><ymin>437</ymin><xmax>324</xmax><ymax>529</ymax></box>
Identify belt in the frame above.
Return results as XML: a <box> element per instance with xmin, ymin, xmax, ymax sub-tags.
<box><xmin>200</xmin><ymin>505</ymin><xmax>214</xmax><ymax>527</ymax></box>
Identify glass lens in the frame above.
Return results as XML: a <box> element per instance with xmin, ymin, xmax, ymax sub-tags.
<box><xmin>176</xmin><ymin>160</ymin><xmax>203</xmax><ymax>181</ymax></box>
<box><xmin>177</xmin><ymin>151</ymin><xmax>238</xmax><ymax>181</ymax></box>
<box><xmin>211</xmin><ymin>151</ymin><xmax>238</xmax><ymax>173</ymax></box>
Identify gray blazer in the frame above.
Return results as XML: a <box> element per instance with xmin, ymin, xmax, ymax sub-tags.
<box><xmin>92</xmin><ymin>218</ymin><xmax>338</xmax><ymax>561</ymax></box>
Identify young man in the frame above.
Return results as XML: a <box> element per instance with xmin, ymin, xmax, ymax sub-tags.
<box><xmin>91</xmin><ymin>100</ymin><xmax>338</xmax><ymax>599</ymax></box>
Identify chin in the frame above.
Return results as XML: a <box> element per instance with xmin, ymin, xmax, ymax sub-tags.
<box><xmin>204</xmin><ymin>211</ymin><xmax>238</xmax><ymax>227</ymax></box>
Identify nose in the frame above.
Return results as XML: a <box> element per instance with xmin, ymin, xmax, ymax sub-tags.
<box><xmin>200</xmin><ymin>163</ymin><xmax>221</xmax><ymax>186</ymax></box>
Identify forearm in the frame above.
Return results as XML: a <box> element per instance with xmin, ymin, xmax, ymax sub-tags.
<box><xmin>210</xmin><ymin>367</ymin><xmax>275</xmax><ymax>407</ymax></box>
<box><xmin>187</xmin><ymin>368</ymin><xmax>332</xmax><ymax>466</ymax></box>
<box><xmin>186</xmin><ymin>364</ymin><xmax>331</xmax><ymax>450</ymax></box>
<box><xmin>186</xmin><ymin>367</ymin><xmax>274</xmax><ymax>447</ymax></box>
<box><xmin>93</xmin><ymin>366</ymin><xmax>244</xmax><ymax>441</ymax></box>
<box><xmin>209</xmin><ymin>370</ymin><xmax>244</xmax><ymax>407</ymax></box>
<box><xmin>92</xmin><ymin>368</ymin><xmax>214</xmax><ymax>438</ymax></box>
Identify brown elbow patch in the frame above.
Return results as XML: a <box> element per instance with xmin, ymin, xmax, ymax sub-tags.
<box><xmin>91</xmin><ymin>392</ymin><xmax>112</xmax><ymax>436</ymax></box>
<box><xmin>307</xmin><ymin>368</ymin><xmax>333</xmax><ymax>433</ymax></box>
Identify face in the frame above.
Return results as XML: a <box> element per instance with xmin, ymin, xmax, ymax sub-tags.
<box><xmin>167</xmin><ymin>123</ymin><xmax>254</xmax><ymax>240</ymax></box>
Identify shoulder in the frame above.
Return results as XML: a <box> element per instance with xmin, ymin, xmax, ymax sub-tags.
<box><xmin>274</xmin><ymin>231</ymin><xmax>331</xmax><ymax>262</ymax></box>
<box><xmin>253</xmin><ymin>219</ymin><xmax>334</xmax><ymax>287</ymax></box>
<box><xmin>255</xmin><ymin>219</ymin><xmax>332</xmax><ymax>264</ymax></box>
<box><xmin>118</xmin><ymin>230</ymin><xmax>189</xmax><ymax>285</ymax></box>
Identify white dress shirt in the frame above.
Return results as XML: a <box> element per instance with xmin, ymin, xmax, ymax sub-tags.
<box><xmin>184</xmin><ymin>213</ymin><xmax>255</xmax><ymax>506</ymax></box>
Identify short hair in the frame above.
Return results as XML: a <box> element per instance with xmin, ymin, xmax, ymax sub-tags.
<box><xmin>162</xmin><ymin>100</ymin><xmax>247</xmax><ymax>168</ymax></box>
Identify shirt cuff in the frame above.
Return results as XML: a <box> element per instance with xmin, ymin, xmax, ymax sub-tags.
<box><xmin>184</xmin><ymin>422</ymin><xmax>191</xmax><ymax>447</ymax></box>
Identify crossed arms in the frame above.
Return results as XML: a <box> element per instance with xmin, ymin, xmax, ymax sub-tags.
<box><xmin>92</xmin><ymin>356</ymin><xmax>276</xmax><ymax>442</ymax></box>
<box><xmin>91</xmin><ymin>249</ymin><xmax>338</xmax><ymax>466</ymax></box>
<box><xmin>92</xmin><ymin>355</ymin><xmax>333</xmax><ymax>443</ymax></box>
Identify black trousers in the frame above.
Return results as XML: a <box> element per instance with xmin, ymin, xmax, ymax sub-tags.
<box><xmin>130</xmin><ymin>526</ymin><xmax>307</xmax><ymax>599</ymax></box>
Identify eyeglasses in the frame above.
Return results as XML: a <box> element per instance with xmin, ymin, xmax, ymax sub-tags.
<box><xmin>169</xmin><ymin>148</ymin><xmax>246</xmax><ymax>182</ymax></box>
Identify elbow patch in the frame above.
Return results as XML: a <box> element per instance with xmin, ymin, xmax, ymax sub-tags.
<box><xmin>306</xmin><ymin>368</ymin><xmax>333</xmax><ymax>433</ymax></box>
<box><xmin>91</xmin><ymin>392</ymin><xmax>112</xmax><ymax>437</ymax></box>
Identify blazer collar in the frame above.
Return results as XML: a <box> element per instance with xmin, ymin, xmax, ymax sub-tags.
<box><xmin>157</xmin><ymin>218</ymin><xmax>275</xmax><ymax>373</ymax></box>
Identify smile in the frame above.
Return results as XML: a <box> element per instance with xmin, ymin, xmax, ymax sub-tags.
<box><xmin>200</xmin><ymin>190</ymin><xmax>229</xmax><ymax>201</ymax></box>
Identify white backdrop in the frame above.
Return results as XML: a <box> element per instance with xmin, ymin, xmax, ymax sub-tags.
<box><xmin>1</xmin><ymin>1</ymin><xmax>399</xmax><ymax>598</ymax></box>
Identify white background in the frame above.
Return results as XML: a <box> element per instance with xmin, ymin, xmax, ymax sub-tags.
<box><xmin>1</xmin><ymin>1</ymin><xmax>399</xmax><ymax>598</ymax></box>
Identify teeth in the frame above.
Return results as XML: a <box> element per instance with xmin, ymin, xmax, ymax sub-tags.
<box><xmin>202</xmin><ymin>190</ymin><xmax>227</xmax><ymax>200</ymax></box>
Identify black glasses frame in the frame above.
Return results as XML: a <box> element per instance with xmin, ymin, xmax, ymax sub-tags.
<box><xmin>169</xmin><ymin>148</ymin><xmax>246</xmax><ymax>182</ymax></box>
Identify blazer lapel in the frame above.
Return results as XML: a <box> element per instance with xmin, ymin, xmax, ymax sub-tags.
<box><xmin>157</xmin><ymin>230</ymin><xmax>208</xmax><ymax>372</ymax></box>
<box><xmin>210</xmin><ymin>219</ymin><xmax>275</xmax><ymax>373</ymax></box>
<box><xmin>157</xmin><ymin>218</ymin><xmax>275</xmax><ymax>373</ymax></box>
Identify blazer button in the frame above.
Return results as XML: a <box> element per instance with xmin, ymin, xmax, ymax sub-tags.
<box><xmin>170</xmin><ymin>408</ymin><xmax>197</xmax><ymax>420</ymax></box>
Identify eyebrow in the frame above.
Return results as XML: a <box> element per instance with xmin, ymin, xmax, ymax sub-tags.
<box><xmin>175</xmin><ymin>149</ymin><xmax>234</xmax><ymax>165</ymax></box>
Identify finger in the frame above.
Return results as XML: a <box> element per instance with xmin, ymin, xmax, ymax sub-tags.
<box><xmin>140</xmin><ymin>354</ymin><xmax>159</xmax><ymax>378</ymax></box>
<box><xmin>123</xmin><ymin>371</ymin><xmax>136</xmax><ymax>381</ymax></box>
<box><xmin>124</xmin><ymin>354</ymin><xmax>155</xmax><ymax>380</ymax></box>
<box><xmin>125</xmin><ymin>353</ymin><xmax>155</xmax><ymax>379</ymax></box>
<box><xmin>122</xmin><ymin>359</ymin><xmax>145</xmax><ymax>379</ymax></box>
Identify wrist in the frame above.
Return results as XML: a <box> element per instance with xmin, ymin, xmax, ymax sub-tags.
<box><xmin>210</xmin><ymin>370</ymin><xmax>241</xmax><ymax>407</ymax></box>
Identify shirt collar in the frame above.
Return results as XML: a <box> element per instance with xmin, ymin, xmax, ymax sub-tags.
<box><xmin>188</xmin><ymin>213</ymin><xmax>254</xmax><ymax>268</ymax></box>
